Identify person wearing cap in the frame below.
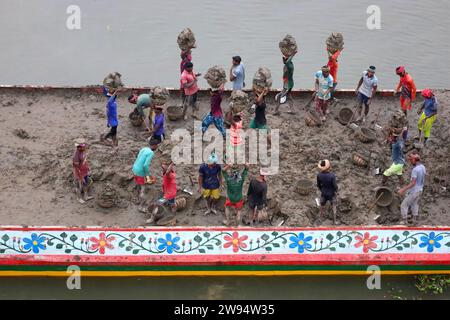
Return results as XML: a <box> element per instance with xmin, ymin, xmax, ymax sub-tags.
<box><xmin>128</xmin><ymin>92</ymin><xmax>155</xmax><ymax>132</ymax></box>
<box><xmin>355</xmin><ymin>66</ymin><xmax>378</xmax><ymax>123</ymax></box>
<box><xmin>394</xmin><ymin>66</ymin><xmax>417</xmax><ymax>116</ymax></box>
<box><xmin>180</xmin><ymin>61</ymin><xmax>201</xmax><ymax>121</ymax></box>
<box><xmin>150</xmin><ymin>105</ymin><xmax>165</xmax><ymax>144</ymax></box>
<box><xmin>327</xmin><ymin>48</ymin><xmax>343</xmax><ymax>104</ymax></box>
<box><xmin>229</xmin><ymin>56</ymin><xmax>245</xmax><ymax>90</ymax></box>
<box><xmin>132</xmin><ymin>139</ymin><xmax>159</xmax><ymax>213</ymax></box>
<box><xmin>201</xmin><ymin>84</ymin><xmax>226</xmax><ymax>139</ymax></box>
<box><xmin>317</xmin><ymin>160</ymin><xmax>338</xmax><ymax>224</ymax></box>
<box><xmin>313</xmin><ymin>66</ymin><xmax>334</xmax><ymax>122</ymax></box>
<box><xmin>398</xmin><ymin>153</ymin><xmax>426</xmax><ymax>225</ymax></box>
<box><xmin>247</xmin><ymin>167</ymin><xmax>270</xmax><ymax>226</ymax></box>
<box><xmin>72</xmin><ymin>139</ymin><xmax>93</xmax><ymax>204</ymax></box>
<box><xmin>101</xmin><ymin>86</ymin><xmax>122</xmax><ymax>148</ymax></box>
<box><xmin>382</xmin><ymin>127</ymin><xmax>406</xmax><ymax>185</ymax></box>
<box><xmin>274</xmin><ymin>51</ymin><xmax>297</xmax><ymax>115</ymax></box>
<box><xmin>198</xmin><ymin>153</ymin><xmax>222</xmax><ymax>215</ymax></box>
<box><xmin>222</xmin><ymin>163</ymin><xmax>249</xmax><ymax>226</ymax></box>
<box><xmin>417</xmin><ymin>89</ymin><xmax>438</xmax><ymax>146</ymax></box>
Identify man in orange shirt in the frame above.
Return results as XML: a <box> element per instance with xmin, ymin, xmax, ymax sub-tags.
<box><xmin>327</xmin><ymin>48</ymin><xmax>342</xmax><ymax>105</ymax></box>
<box><xmin>394</xmin><ymin>66</ymin><xmax>416</xmax><ymax>116</ymax></box>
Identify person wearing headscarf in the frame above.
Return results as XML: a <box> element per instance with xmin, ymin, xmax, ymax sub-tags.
<box><xmin>72</xmin><ymin>139</ymin><xmax>93</xmax><ymax>204</ymax></box>
<box><xmin>317</xmin><ymin>159</ymin><xmax>338</xmax><ymax>224</ymax></box>
<box><xmin>198</xmin><ymin>153</ymin><xmax>222</xmax><ymax>215</ymax></box>
<box><xmin>417</xmin><ymin>89</ymin><xmax>438</xmax><ymax>146</ymax></box>
<box><xmin>394</xmin><ymin>66</ymin><xmax>417</xmax><ymax>116</ymax></box>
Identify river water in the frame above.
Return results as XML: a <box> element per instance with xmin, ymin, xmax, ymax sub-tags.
<box><xmin>0</xmin><ymin>0</ymin><xmax>449</xmax><ymax>89</ymax></box>
<box><xmin>0</xmin><ymin>0</ymin><xmax>449</xmax><ymax>299</ymax></box>
<box><xmin>0</xmin><ymin>276</ymin><xmax>449</xmax><ymax>300</ymax></box>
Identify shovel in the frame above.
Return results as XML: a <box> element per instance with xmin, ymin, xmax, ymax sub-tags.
<box><xmin>189</xmin><ymin>176</ymin><xmax>203</xmax><ymax>201</ymax></box>
<box><xmin>414</xmin><ymin>119</ymin><xmax>426</xmax><ymax>149</ymax></box>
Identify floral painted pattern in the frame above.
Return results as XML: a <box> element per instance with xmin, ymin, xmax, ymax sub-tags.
<box><xmin>0</xmin><ymin>229</ymin><xmax>449</xmax><ymax>256</ymax></box>
<box><xmin>89</xmin><ymin>233</ymin><xmax>115</xmax><ymax>255</ymax></box>
<box><xmin>289</xmin><ymin>233</ymin><xmax>313</xmax><ymax>253</ymax></box>
<box><xmin>23</xmin><ymin>233</ymin><xmax>46</xmax><ymax>254</ymax></box>
<box><xmin>223</xmin><ymin>232</ymin><xmax>248</xmax><ymax>253</ymax></box>
<box><xmin>158</xmin><ymin>234</ymin><xmax>180</xmax><ymax>254</ymax></box>
<box><xmin>354</xmin><ymin>232</ymin><xmax>378</xmax><ymax>253</ymax></box>
<box><xmin>419</xmin><ymin>232</ymin><xmax>443</xmax><ymax>253</ymax></box>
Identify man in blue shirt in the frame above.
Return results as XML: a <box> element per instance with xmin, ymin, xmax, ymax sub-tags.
<box><xmin>382</xmin><ymin>127</ymin><xmax>406</xmax><ymax>185</ymax></box>
<box><xmin>229</xmin><ymin>56</ymin><xmax>245</xmax><ymax>90</ymax></box>
<box><xmin>198</xmin><ymin>153</ymin><xmax>222</xmax><ymax>215</ymax></box>
<box><xmin>101</xmin><ymin>86</ymin><xmax>122</xmax><ymax>148</ymax></box>
<box><xmin>417</xmin><ymin>89</ymin><xmax>438</xmax><ymax>146</ymax></box>
<box><xmin>150</xmin><ymin>105</ymin><xmax>165</xmax><ymax>144</ymax></box>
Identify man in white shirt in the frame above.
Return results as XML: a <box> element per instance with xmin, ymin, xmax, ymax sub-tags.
<box><xmin>313</xmin><ymin>66</ymin><xmax>334</xmax><ymax>122</ymax></box>
<box><xmin>230</xmin><ymin>56</ymin><xmax>245</xmax><ymax>90</ymax></box>
<box><xmin>355</xmin><ymin>66</ymin><xmax>378</xmax><ymax>123</ymax></box>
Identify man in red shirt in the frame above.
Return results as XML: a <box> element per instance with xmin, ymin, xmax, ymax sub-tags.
<box><xmin>162</xmin><ymin>161</ymin><xmax>177</xmax><ymax>213</ymax></box>
<box><xmin>180</xmin><ymin>62</ymin><xmax>201</xmax><ymax>121</ymax></box>
<box><xmin>394</xmin><ymin>66</ymin><xmax>417</xmax><ymax>116</ymax></box>
<box><xmin>327</xmin><ymin>48</ymin><xmax>342</xmax><ymax>105</ymax></box>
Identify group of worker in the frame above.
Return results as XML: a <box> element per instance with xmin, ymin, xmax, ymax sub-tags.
<box><xmin>72</xmin><ymin>38</ymin><xmax>439</xmax><ymax>226</ymax></box>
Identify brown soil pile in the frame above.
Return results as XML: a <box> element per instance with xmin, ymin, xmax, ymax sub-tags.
<box><xmin>279</xmin><ymin>34</ymin><xmax>298</xmax><ymax>57</ymax></box>
<box><xmin>177</xmin><ymin>28</ymin><xmax>196</xmax><ymax>51</ymax></box>
<box><xmin>103</xmin><ymin>72</ymin><xmax>124</xmax><ymax>91</ymax></box>
<box><xmin>204</xmin><ymin>66</ymin><xmax>227</xmax><ymax>89</ymax></box>
<box><xmin>230</xmin><ymin>90</ymin><xmax>250</xmax><ymax>113</ymax></box>
<box><xmin>151</xmin><ymin>86</ymin><xmax>170</xmax><ymax>105</ymax></box>
<box><xmin>253</xmin><ymin>67</ymin><xmax>272</xmax><ymax>91</ymax></box>
<box><xmin>0</xmin><ymin>88</ymin><xmax>448</xmax><ymax>227</ymax></box>
<box><xmin>326</xmin><ymin>32</ymin><xmax>344</xmax><ymax>54</ymax></box>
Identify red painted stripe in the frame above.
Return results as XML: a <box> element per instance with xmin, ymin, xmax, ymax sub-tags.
<box><xmin>1</xmin><ymin>226</ymin><xmax>449</xmax><ymax>232</ymax></box>
<box><xmin>1</xmin><ymin>254</ymin><xmax>449</xmax><ymax>266</ymax></box>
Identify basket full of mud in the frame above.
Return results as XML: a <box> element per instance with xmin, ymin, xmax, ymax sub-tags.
<box><xmin>295</xmin><ymin>179</ymin><xmax>313</xmax><ymax>195</ymax></box>
<box><xmin>279</xmin><ymin>34</ymin><xmax>298</xmax><ymax>57</ymax></box>
<box><xmin>177</xmin><ymin>28</ymin><xmax>196</xmax><ymax>51</ymax></box>
<box><xmin>103</xmin><ymin>72</ymin><xmax>124</xmax><ymax>91</ymax></box>
<box><xmin>357</xmin><ymin>127</ymin><xmax>376</xmax><ymax>143</ymax></box>
<box><xmin>204</xmin><ymin>66</ymin><xmax>227</xmax><ymax>89</ymax></box>
<box><xmin>129</xmin><ymin>110</ymin><xmax>143</xmax><ymax>127</ymax></box>
<box><xmin>96</xmin><ymin>183</ymin><xmax>118</xmax><ymax>208</ymax></box>
<box><xmin>230</xmin><ymin>90</ymin><xmax>249</xmax><ymax>113</ymax></box>
<box><xmin>326</xmin><ymin>32</ymin><xmax>344</xmax><ymax>54</ymax></box>
<box><xmin>375</xmin><ymin>187</ymin><xmax>394</xmax><ymax>207</ymax></box>
<box><xmin>151</xmin><ymin>87</ymin><xmax>170</xmax><ymax>106</ymax></box>
<box><xmin>166</xmin><ymin>105</ymin><xmax>184</xmax><ymax>121</ymax></box>
<box><xmin>338</xmin><ymin>107</ymin><xmax>354</xmax><ymax>125</ymax></box>
<box><xmin>252</xmin><ymin>67</ymin><xmax>272</xmax><ymax>90</ymax></box>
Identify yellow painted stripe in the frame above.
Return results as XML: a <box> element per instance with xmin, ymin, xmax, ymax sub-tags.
<box><xmin>1</xmin><ymin>270</ymin><xmax>450</xmax><ymax>277</ymax></box>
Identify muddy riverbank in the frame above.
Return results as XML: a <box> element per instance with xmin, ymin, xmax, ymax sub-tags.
<box><xmin>0</xmin><ymin>88</ymin><xmax>448</xmax><ymax>227</ymax></box>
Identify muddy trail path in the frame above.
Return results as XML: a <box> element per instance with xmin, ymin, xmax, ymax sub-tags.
<box><xmin>0</xmin><ymin>88</ymin><xmax>448</xmax><ymax>227</ymax></box>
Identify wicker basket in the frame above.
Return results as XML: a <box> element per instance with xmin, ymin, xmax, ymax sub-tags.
<box><xmin>338</xmin><ymin>107</ymin><xmax>354</xmax><ymax>125</ymax></box>
<box><xmin>375</xmin><ymin>187</ymin><xmax>394</xmax><ymax>207</ymax></box>
<box><xmin>166</xmin><ymin>105</ymin><xmax>184</xmax><ymax>121</ymax></box>
<box><xmin>295</xmin><ymin>179</ymin><xmax>313</xmax><ymax>195</ymax></box>
<box><xmin>352</xmin><ymin>153</ymin><xmax>369</xmax><ymax>167</ymax></box>
<box><xmin>305</xmin><ymin>111</ymin><xmax>320</xmax><ymax>127</ymax></box>
<box><xmin>175</xmin><ymin>196</ymin><xmax>187</xmax><ymax>211</ymax></box>
<box><xmin>357</xmin><ymin>127</ymin><xmax>376</xmax><ymax>143</ymax></box>
<box><xmin>129</xmin><ymin>111</ymin><xmax>143</xmax><ymax>127</ymax></box>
